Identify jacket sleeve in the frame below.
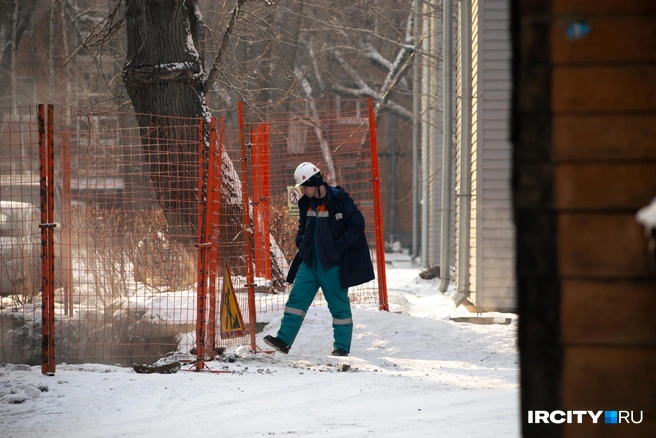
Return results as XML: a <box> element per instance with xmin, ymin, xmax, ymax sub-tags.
<box><xmin>333</xmin><ymin>196</ymin><xmax>366</xmax><ymax>254</ymax></box>
<box><xmin>294</xmin><ymin>218</ymin><xmax>304</xmax><ymax>248</ymax></box>
<box><xmin>295</xmin><ymin>197</ymin><xmax>308</xmax><ymax>248</ymax></box>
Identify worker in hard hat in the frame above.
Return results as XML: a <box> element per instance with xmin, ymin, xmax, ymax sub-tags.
<box><xmin>264</xmin><ymin>162</ymin><xmax>375</xmax><ymax>356</ymax></box>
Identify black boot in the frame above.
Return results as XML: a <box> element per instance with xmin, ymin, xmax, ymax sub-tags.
<box><xmin>331</xmin><ymin>348</ymin><xmax>348</xmax><ymax>357</ymax></box>
<box><xmin>264</xmin><ymin>335</ymin><xmax>290</xmax><ymax>354</ymax></box>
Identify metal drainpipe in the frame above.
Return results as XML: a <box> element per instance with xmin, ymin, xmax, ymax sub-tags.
<box><xmin>438</xmin><ymin>0</ymin><xmax>454</xmax><ymax>293</ymax></box>
<box><xmin>429</xmin><ymin>0</ymin><xmax>442</xmax><ymax>267</ymax></box>
<box><xmin>420</xmin><ymin>0</ymin><xmax>431</xmax><ymax>268</ymax></box>
<box><xmin>411</xmin><ymin>0</ymin><xmax>421</xmax><ymax>260</ymax></box>
<box><xmin>452</xmin><ymin>0</ymin><xmax>472</xmax><ymax>306</ymax></box>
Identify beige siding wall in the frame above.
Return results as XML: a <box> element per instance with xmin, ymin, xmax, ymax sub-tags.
<box><xmin>471</xmin><ymin>0</ymin><xmax>516</xmax><ymax>311</ymax></box>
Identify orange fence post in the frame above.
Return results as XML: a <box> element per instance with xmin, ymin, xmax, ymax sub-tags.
<box><xmin>39</xmin><ymin>104</ymin><xmax>56</xmax><ymax>374</ymax></box>
<box><xmin>206</xmin><ymin>117</ymin><xmax>219</xmax><ymax>359</ymax></box>
<box><xmin>195</xmin><ymin>117</ymin><xmax>208</xmax><ymax>371</ymax></box>
<box><xmin>47</xmin><ymin>104</ymin><xmax>56</xmax><ymax>372</ymax></box>
<box><xmin>238</xmin><ymin>102</ymin><xmax>259</xmax><ymax>352</ymax></box>
<box><xmin>38</xmin><ymin>104</ymin><xmax>50</xmax><ymax>375</ymax></box>
<box><xmin>367</xmin><ymin>98</ymin><xmax>389</xmax><ymax>311</ymax></box>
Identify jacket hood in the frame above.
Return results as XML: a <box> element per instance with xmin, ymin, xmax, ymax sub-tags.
<box><xmin>328</xmin><ymin>185</ymin><xmax>348</xmax><ymax>201</ymax></box>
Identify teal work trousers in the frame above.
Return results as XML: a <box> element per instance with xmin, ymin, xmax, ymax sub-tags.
<box><xmin>277</xmin><ymin>261</ymin><xmax>353</xmax><ymax>352</ymax></box>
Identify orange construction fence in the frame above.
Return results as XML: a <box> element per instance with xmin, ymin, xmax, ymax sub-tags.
<box><xmin>0</xmin><ymin>98</ymin><xmax>387</xmax><ymax>372</ymax></box>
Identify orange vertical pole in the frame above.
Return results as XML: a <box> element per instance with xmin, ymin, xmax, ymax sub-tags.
<box><xmin>46</xmin><ymin>105</ymin><xmax>56</xmax><ymax>372</ymax></box>
<box><xmin>38</xmin><ymin>104</ymin><xmax>51</xmax><ymax>375</ymax></box>
<box><xmin>238</xmin><ymin>102</ymin><xmax>258</xmax><ymax>351</ymax></box>
<box><xmin>262</xmin><ymin>123</ymin><xmax>271</xmax><ymax>281</ymax></box>
<box><xmin>367</xmin><ymin>98</ymin><xmax>389</xmax><ymax>311</ymax></box>
<box><xmin>195</xmin><ymin>118</ymin><xmax>208</xmax><ymax>371</ymax></box>
<box><xmin>206</xmin><ymin>117</ymin><xmax>218</xmax><ymax>359</ymax></box>
<box><xmin>39</xmin><ymin>104</ymin><xmax>56</xmax><ymax>375</ymax></box>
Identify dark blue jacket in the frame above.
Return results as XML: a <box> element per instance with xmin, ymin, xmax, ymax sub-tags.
<box><xmin>286</xmin><ymin>184</ymin><xmax>375</xmax><ymax>289</ymax></box>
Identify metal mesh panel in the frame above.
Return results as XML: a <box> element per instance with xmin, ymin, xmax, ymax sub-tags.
<box><xmin>0</xmin><ymin>99</ymin><xmax>386</xmax><ymax>368</ymax></box>
<box><xmin>241</xmin><ymin>98</ymin><xmax>383</xmax><ymax>313</ymax></box>
<box><xmin>0</xmin><ymin>107</ymin><xmax>44</xmax><ymax>365</ymax></box>
<box><xmin>55</xmin><ymin>108</ymin><xmax>205</xmax><ymax>365</ymax></box>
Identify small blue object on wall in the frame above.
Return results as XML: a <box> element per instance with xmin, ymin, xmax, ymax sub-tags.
<box><xmin>566</xmin><ymin>20</ymin><xmax>591</xmax><ymax>40</ymax></box>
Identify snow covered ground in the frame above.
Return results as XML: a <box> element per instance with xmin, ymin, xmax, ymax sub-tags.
<box><xmin>0</xmin><ymin>252</ymin><xmax>520</xmax><ymax>437</ymax></box>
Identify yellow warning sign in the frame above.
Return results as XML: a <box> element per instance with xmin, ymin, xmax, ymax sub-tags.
<box><xmin>220</xmin><ymin>261</ymin><xmax>246</xmax><ymax>339</ymax></box>
<box><xmin>287</xmin><ymin>186</ymin><xmax>301</xmax><ymax>217</ymax></box>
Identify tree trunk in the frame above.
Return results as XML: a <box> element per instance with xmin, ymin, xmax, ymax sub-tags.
<box><xmin>121</xmin><ymin>0</ymin><xmax>239</xmax><ymax>242</ymax></box>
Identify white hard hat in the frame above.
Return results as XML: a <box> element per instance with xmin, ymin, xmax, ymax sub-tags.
<box><xmin>294</xmin><ymin>162</ymin><xmax>321</xmax><ymax>187</ymax></box>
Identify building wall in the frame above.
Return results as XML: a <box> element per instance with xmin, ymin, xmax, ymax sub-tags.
<box><xmin>458</xmin><ymin>0</ymin><xmax>515</xmax><ymax>311</ymax></box>
<box><xmin>514</xmin><ymin>0</ymin><xmax>656</xmax><ymax>436</ymax></box>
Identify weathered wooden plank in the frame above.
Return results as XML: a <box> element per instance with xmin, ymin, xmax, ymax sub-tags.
<box><xmin>564</xmin><ymin>419</ymin><xmax>656</xmax><ymax>438</ymax></box>
<box><xmin>563</xmin><ymin>346</ymin><xmax>656</xmax><ymax>413</ymax></box>
<box><xmin>556</xmin><ymin>164</ymin><xmax>656</xmax><ymax>209</ymax></box>
<box><xmin>559</xmin><ymin>214</ymin><xmax>650</xmax><ymax>278</ymax></box>
<box><xmin>562</xmin><ymin>280</ymin><xmax>656</xmax><ymax>345</ymax></box>
<box><xmin>554</xmin><ymin>115</ymin><xmax>656</xmax><ymax>161</ymax></box>
<box><xmin>554</xmin><ymin>0</ymin><xmax>655</xmax><ymax>14</ymax></box>
<box><xmin>553</xmin><ymin>66</ymin><xmax>656</xmax><ymax>112</ymax></box>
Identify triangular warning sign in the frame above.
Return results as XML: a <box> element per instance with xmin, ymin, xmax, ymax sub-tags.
<box><xmin>220</xmin><ymin>260</ymin><xmax>246</xmax><ymax>339</ymax></box>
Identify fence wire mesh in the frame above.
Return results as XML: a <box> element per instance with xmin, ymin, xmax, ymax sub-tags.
<box><xmin>240</xmin><ymin>99</ymin><xmax>384</xmax><ymax>312</ymax></box>
<box><xmin>0</xmin><ymin>107</ymin><xmax>44</xmax><ymax>365</ymax></box>
<box><xmin>0</xmin><ymin>98</ymin><xmax>386</xmax><ymax>367</ymax></box>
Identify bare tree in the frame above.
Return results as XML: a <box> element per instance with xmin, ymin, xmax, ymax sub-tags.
<box><xmin>119</xmin><ymin>0</ymin><xmax>251</xmax><ymax>241</ymax></box>
<box><xmin>204</xmin><ymin>0</ymin><xmax>418</xmax><ymax>120</ymax></box>
<box><xmin>4</xmin><ymin>0</ymin><xmax>426</xmax><ymax>243</ymax></box>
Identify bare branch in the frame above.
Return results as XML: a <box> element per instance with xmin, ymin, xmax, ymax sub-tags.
<box><xmin>60</xmin><ymin>1</ymin><xmax>124</xmax><ymax>71</ymax></box>
<box><xmin>331</xmin><ymin>82</ymin><xmax>412</xmax><ymax>120</ymax></box>
<box><xmin>293</xmin><ymin>66</ymin><xmax>340</xmax><ymax>185</ymax></box>
<box><xmin>327</xmin><ymin>13</ymin><xmax>416</xmax><ymax>123</ymax></box>
<box><xmin>378</xmin><ymin>11</ymin><xmax>415</xmax><ymax>103</ymax></box>
<box><xmin>203</xmin><ymin>0</ymin><xmax>249</xmax><ymax>94</ymax></box>
<box><xmin>359</xmin><ymin>42</ymin><xmax>394</xmax><ymax>71</ymax></box>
